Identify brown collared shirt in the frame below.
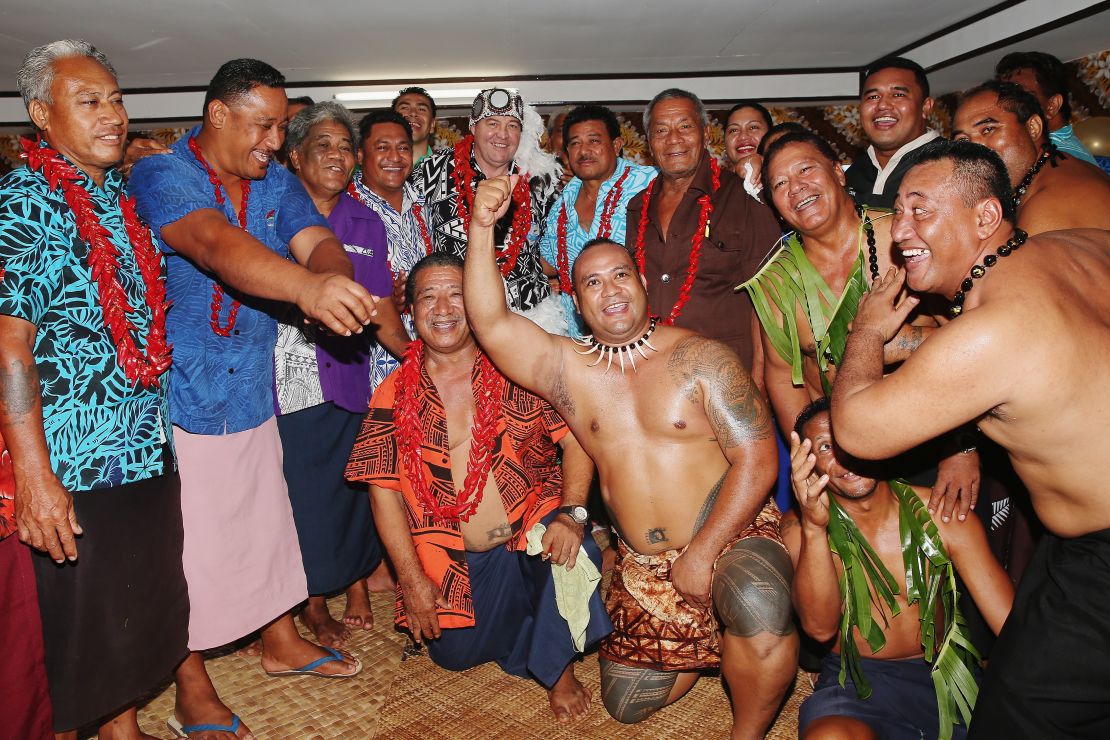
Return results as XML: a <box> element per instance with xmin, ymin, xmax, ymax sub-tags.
<box><xmin>625</xmin><ymin>155</ymin><xmax>781</xmax><ymax>369</ymax></box>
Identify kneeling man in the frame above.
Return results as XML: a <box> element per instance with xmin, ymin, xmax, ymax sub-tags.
<box><xmin>784</xmin><ymin>399</ymin><xmax>1012</xmax><ymax>739</ymax></box>
<box><xmin>345</xmin><ymin>252</ymin><xmax>612</xmax><ymax>722</ymax></box>
<box><xmin>464</xmin><ymin>177</ymin><xmax>797</xmax><ymax>739</ymax></box>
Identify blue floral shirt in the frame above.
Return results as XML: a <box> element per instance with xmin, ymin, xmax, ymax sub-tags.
<box><xmin>130</xmin><ymin>127</ymin><xmax>328</xmax><ymax>435</ymax></box>
<box><xmin>0</xmin><ymin>155</ymin><xmax>171</xmax><ymax>492</ymax></box>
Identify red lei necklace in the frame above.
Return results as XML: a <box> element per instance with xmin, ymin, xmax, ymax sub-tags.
<box><xmin>21</xmin><ymin>137</ymin><xmax>171</xmax><ymax>387</ymax></box>
<box><xmin>450</xmin><ymin>135</ymin><xmax>531</xmax><ymax>278</ymax></box>
<box><xmin>556</xmin><ymin>167</ymin><xmax>632</xmax><ymax>294</ymax></box>
<box><xmin>188</xmin><ymin>137</ymin><xmax>247</xmax><ymax>337</ymax></box>
<box><xmin>633</xmin><ymin>158</ymin><xmax>720</xmax><ymax>325</ymax></box>
<box><xmin>347</xmin><ymin>180</ymin><xmax>434</xmax><ymax>255</ymax></box>
<box><xmin>394</xmin><ymin>340</ymin><xmax>505</xmax><ymax>523</ymax></box>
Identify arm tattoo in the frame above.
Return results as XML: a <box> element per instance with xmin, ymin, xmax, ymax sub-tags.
<box><xmin>692</xmin><ymin>471</ymin><xmax>726</xmax><ymax>535</ymax></box>
<box><xmin>487</xmin><ymin>523</ymin><xmax>512</xmax><ymax>542</ymax></box>
<box><xmin>646</xmin><ymin>528</ymin><xmax>668</xmax><ymax>544</ymax></box>
<box><xmin>895</xmin><ymin>325</ymin><xmax>926</xmax><ymax>353</ymax></box>
<box><xmin>667</xmin><ymin>336</ymin><xmax>773</xmax><ymax>447</ymax></box>
<box><xmin>0</xmin><ymin>358</ymin><xmax>40</xmax><ymax>419</ymax></box>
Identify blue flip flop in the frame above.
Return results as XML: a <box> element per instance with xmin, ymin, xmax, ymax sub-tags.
<box><xmin>264</xmin><ymin>646</ymin><xmax>363</xmax><ymax>678</ymax></box>
<box><xmin>167</xmin><ymin>713</ymin><xmax>242</xmax><ymax>737</ymax></box>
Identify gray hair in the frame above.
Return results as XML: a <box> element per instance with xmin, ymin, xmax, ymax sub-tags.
<box><xmin>643</xmin><ymin>88</ymin><xmax>709</xmax><ymax>132</ymax></box>
<box><xmin>16</xmin><ymin>39</ymin><xmax>117</xmax><ymax>110</ymax></box>
<box><xmin>286</xmin><ymin>101</ymin><xmax>357</xmax><ymax>154</ymax></box>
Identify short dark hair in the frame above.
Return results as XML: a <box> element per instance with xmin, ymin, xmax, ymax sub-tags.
<box><xmin>995</xmin><ymin>50</ymin><xmax>1072</xmax><ymax>123</ymax></box>
<box><xmin>861</xmin><ymin>56</ymin><xmax>930</xmax><ymax>99</ymax></box>
<box><xmin>287</xmin><ymin>95</ymin><xmax>315</xmax><ymax>108</ymax></box>
<box><xmin>203</xmin><ymin>58</ymin><xmax>285</xmax><ymax>116</ymax></box>
<box><xmin>563</xmin><ymin>104</ymin><xmax>621</xmax><ymax>145</ymax></box>
<box><xmin>570</xmin><ymin>237</ymin><xmax>628</xmax><ymax>286</ymax></box>
<box><xmin>358</xmin><ymin>109</ymin><xmax>413</xmax><ymax>147</ymax></box>
<box><xmin>405</xmin><ymin>251</ymin><xmax>464</xmax><ymax>308</ymax></box>
<box><xmin>794</xmin><ymin>397</ymin><xmax>831</xmax><ymax>439</ymax></box>
<box><xmin>392</xmin><ymin>86</ymin><xmax>437</xmax><ymax>118</ymax></box>
<box><xmin>760</xmin><ymin>129</ymin><xmax>841</xmax><ymax>194</ymax></box>
<box><xmin>726</xmin><ymin>101</ymin><xmax>773</xmax><ymax>130</ymax></box>
<box><xmin>961</xmin><ymin>79</ymin><xmax>1047</xmax><ymax>144</ymax></box>
<box><xmin>905</xmin><ymin>138</ymin><xmax>1017</xmax><ymax>224</ymax></box>
<box><xmin>757</xmin><ymin>121</ymin><xmax>809</xmax><ymax>155</ymax></box>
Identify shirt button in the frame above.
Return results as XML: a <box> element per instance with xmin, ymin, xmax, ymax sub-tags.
<box><xmin>233</xmin><ymin>329</ymin><xmax>240</xmax><ymax>336</ymax></box>
<box><xmin>228</xmin><ymin>368</ymin><xmax>235</xmax><ymax>374</ymax></box>
<box><xmin>661</xmin><ymin>273</ymin><xmax>671</xmax><ymax>283</ymax></box>
<box><xmin>325</xmin><ymin>362</ymin><xmax>332</xmax><ymax>368</ymax></box>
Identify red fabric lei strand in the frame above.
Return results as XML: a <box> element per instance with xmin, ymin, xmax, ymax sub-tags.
<box><xmin>188</xmin><ymin>137</ymin><xmax>247</xmax><ymax>337</ymax></box>
<box><xmin>20</xmin><ymin>137</ymin><xmax>171</xmax><ymax>387</ymax></box>
<box><xmin>633</xmin><ymin>157</ymin><xmax>721</xmax><ymax>325</ymax></box>
<box><xmin>393</xmin><ymin>340</ymin><xmax>504</xmax><ymax>523</ymax></box>
<box><xmin>556</xmin><ymin>167</ymin><xmax>632</xmax><ymax>294</ymax></box>
<box><xmin>450</xmin><ymin>135</ymin><xmax>531</xmax><ymax>278</ymax></box>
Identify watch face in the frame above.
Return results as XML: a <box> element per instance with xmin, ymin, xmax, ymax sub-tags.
<box><xmin>563</xmin><ymin>505</ymin><xmax>588</xmax><ymax>524</ymax></box>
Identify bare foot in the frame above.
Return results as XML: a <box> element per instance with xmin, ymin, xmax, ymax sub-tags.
<box><xmin>365</xmin><ymin>561</ymin><xmax>395</xmax><ymax>593</ymax></box>
<box><xmin>299</xmin><ymin>596</ymin><xmax>350</xmax><ymax>647</ymax></box>
<box><xmin>97</xmin><ymin>706</ymin><xmax>160</xmax><ymax>740</ymax></box>
<box><xmin>235</xmin><ymin>637</ymin><xmax>262</xmax><ymax>658</ymax></box>
<box><xmin>174</xmin><ymin>697</ymin><xmax>253</xmax><ymax>739</ymax></box>
<box><xmin>260</xmin><ymin>635</ymin><xmax>361</xmax><ymax>677</ymax></box>
<box><xmin>343</xmin><ymin>579</ymin><xmax>375</xmax><ymax>631</ymax></box>
<box><xmin>547</xmin><ymin>665</ymin><xmax>592</xmax><ymax>724</ymax></box>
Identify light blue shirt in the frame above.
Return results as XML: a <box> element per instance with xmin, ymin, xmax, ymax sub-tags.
<box><xmin>1050</xmin><ymin>125</ymin><xmax>1098</xmax><ymax>166</ymax></box>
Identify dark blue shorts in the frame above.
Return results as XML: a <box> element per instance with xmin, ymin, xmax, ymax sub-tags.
<box><xmin>799</xmin><ymin>652</ymin><xmax>968</xmax><ymax>739</ymax></box>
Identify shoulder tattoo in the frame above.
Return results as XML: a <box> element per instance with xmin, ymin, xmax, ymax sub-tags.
<box><xmin>666</xmin><ymin>336</ymin><xmax>773</xmax><ymax>447</ymax></box>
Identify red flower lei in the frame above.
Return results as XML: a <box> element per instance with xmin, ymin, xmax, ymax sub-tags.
<box><xmin>450</xmin><ymin>135</ymin><xmax>531</xmax><ymax>278</ymax></box>
<box><xmin>188</xmin><ymin>137</ymin><xmax>247</xmax><ymax>337</ymax></box>
<box><xmin>633</xmin><ymin>158</ymin><xmax>721</xmax><ymax>325</ymax></box>
<box><xmin>20</xmin><ymin>137</ymin><xmax>171</xmax><ymax>387</ymax></box>
<box><xmin>556</xmin><ymin>166</ymin><xmax>631</xmax><ymax>294</ymax></box>
<box><xmin>394</xmin><ymin>340</ymin><xmax>504</xmax><ymax>523</ymax></box>
<box><xmin>347</xmin><ymin>181</ymin><xmax>434</xmax><ymax>255</ymax></box>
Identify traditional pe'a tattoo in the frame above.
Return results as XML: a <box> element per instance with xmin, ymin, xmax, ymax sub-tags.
<box><xmin>666</xmin><ymin>336</ymin><xmax>773</xmax><ymax>447</ymax></box>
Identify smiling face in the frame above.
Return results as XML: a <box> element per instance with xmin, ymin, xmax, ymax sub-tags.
<box><xmin>29</xmin><ymin>55</ymin><xmax>127</xmax><ymax>184</ymax></box>
<box><xmin>647</xmin><ymin>97</ymin><xmax>707</xmax><ymax>180</ymax></box>
<box><xmin>725</xmin><ymin>106</ymin><xmax>769</xmax><ymax>164</ymax></box>
<box><xmin>860</xmin><ymin>67</ymin><xmax>933</xmax><ymax>154</ymax></box>
<box><xmin>471</xmin><ymin>115</ymin><xmax>521</xmax><ymax>174</ymax></box>
<box><xmin>766</xmin><ymin>140</ymin><xmax>851</xmax><ymax>235</ymax></box>
<box><xmin>571</xmin><ymin>241</ymin><xmax>651</xmax><ymax>343</ymax></box>
<box><xmin>893</xmin><ymin>159</ymin><xmax>985</xmax><ymax>297</ymax></box>
<box><xmin>953</xmin><ymin>90</ymin><xmax>1040</xmax><ymax>188</ymax></box>
<box><xmin>290</xmin><ymin>119</ymin><xmax>355</xmax><ymax>200</ymax></box>
<box><xmin>394</xmin><ymin>92</ymin><xmax>435</xmax><ymax>145</ymax></box>
<box><xmin>801</xmin><ymin>412</ymin><xmax>879</xmax><ymax>500</ymax></box>
<box><xmin>358</xmin><ymin>121</ymin><xmax>413</xmax><ymax>196</ymax></box>
<box><xmin>566</xmin><ymin>119</ymin><xmax>621</xmax><ymax>183</ymax></box>
<box><xmin>211</xmin><ymin>84</ymin><xmax>288</xmax><ymax>180</ymax></box>
<box><xmin>410</xmin><ymin>265</ymin><xmax>474</xmax><ymax>355</ymax></box>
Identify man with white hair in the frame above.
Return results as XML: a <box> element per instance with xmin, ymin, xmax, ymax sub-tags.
<box><xmin>0</xmin><ymin>39</ymin><xmax>187</xmax><ymax>739</ymax></box>
<box><xmin>412</xmin><ymin>87</ymin><xmax>562</xmax><ymax>320</ymax></box>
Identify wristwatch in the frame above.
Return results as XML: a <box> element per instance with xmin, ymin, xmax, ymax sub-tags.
<box><xmin>557</xmin><ymin>505</ymin><xmax>589</xmax><ymax>525</ymax></box>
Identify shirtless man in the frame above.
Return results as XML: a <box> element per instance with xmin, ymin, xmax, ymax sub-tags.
<box><xmin>784</xmin><ymin>399</ymin><xmax>1013</xmax><ymax>739</ymax></box>
<box><xmin>465</xmin><ymin>177</ymin><xmax>797</xmax><ymax>739</ymax></box>
<box><xmin>953</xmin><ymin>80</ymin><xmax>1110</xmax><ymax>234</ymax></box>
<box><xmin>831</xmin><ymin>138</ymin><xmax>1110</xmax><ymax>739</ymax></box>
<box><xmin>743</xmin><ymin>130</ymin><xmax>980</xmax><ymax>522</ymax></box>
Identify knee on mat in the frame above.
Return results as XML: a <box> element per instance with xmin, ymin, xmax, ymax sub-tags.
<box><xmin>599</xmin><ymin>660</ymin><xmax>674</xmax><ymax>724</ymax></box>
<box><xmin>712</xmin><ymin>537</ymin><xmax>794</xmax><ymax>638</ymax></box>
<box><xmin>803</xmin><ymin>716</ymin><xmax>879</xmax><ymax>740</ymax></box>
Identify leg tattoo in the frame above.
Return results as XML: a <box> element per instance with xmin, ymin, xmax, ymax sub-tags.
<box><xmin>712</xmin><ymin>537</ymin><xmax>795</xmax><ymax>638</ymax></box>
<box><xmin>600</xmin><ymin>659</ymin><xmax>679</xmax><ymax>724</ymax></box>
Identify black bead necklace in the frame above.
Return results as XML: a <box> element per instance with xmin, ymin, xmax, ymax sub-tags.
<box><xmin>1012</xmin><ymin>145</ymin><xmax>1057</xmax><ymax>208</ymax></box>
<box><xmin>797</xmin><ymin>204</ymin><xmax>879</xmax><ymax>281</ymax></box>
<box><xmin>948</xmin><ymin>229</ymin><xmax>1029</xmax><ymax>318</ymax></box>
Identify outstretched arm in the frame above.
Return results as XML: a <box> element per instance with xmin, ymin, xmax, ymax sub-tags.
<box><xmin>667</xmin><ymin>336</ymin><xmax>778</xmax><ymax>608</ymax></box>
<box><xmin>463</xmin><ymin>176</ymin><xmax>565</xmax><ymax>400</ymax></box>
<box><xmin>832</xmin><ymin>268</ymin><xmax>1008</xmax><ymax>459</ymax></box>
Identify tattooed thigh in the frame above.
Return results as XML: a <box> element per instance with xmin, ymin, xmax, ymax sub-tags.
<box><xmin>712</xmin><ymin>537</ymin><xmax>795</xmax><ymax>638</ymax></box>
<box><xmin>600</xmin><ymin>659</ymin><xmax>680</xmax><ymax>724</ymax></box>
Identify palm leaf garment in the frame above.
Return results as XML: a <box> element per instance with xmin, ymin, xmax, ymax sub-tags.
<box><xmin>737</xmin><ymin>209</ymin><xmax>891</xmax><ymax>395</ymax></box>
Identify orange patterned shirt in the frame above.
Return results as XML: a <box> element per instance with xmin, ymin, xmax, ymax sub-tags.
<box><xmin>345</xmin><ymin>360</ymin><xmax>568</xmax><ymax>629</ymax></box>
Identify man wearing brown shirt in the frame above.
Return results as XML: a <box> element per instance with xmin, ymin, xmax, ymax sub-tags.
<box><xmin>626</xmin><ymin>89</ymin><xmax>781</xmax><ymax>372</ymax></box>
